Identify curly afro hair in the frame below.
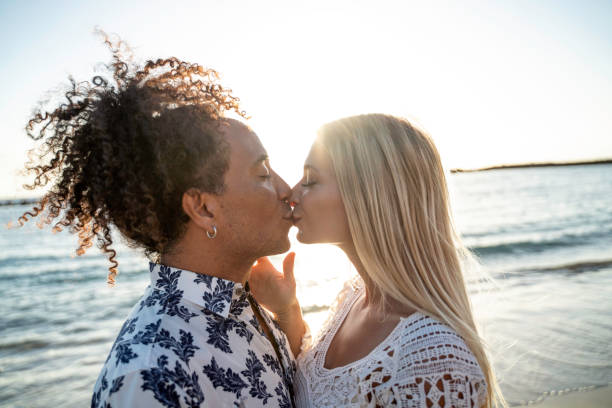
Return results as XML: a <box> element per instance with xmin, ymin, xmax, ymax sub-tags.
<box><xmin>18</xmin><ymin>32</ymin><xmax>246</xmax><ymax>284</ymax></box>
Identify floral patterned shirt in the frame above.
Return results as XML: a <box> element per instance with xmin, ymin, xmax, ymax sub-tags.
<box><xmin>92</xmin><ymin>263</ymin><xmax>296</xmax><ymax>408</ymax></box>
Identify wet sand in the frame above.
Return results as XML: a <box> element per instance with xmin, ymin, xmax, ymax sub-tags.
<box><xmin>530</xmin><ymin>385</ymin><xmax>612</xmax><ymax>408</ymax></box>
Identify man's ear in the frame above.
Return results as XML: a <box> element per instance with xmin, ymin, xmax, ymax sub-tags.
<box><xmin>181</xmin><ymin>189</ymin><xmax>219</xmax><ymax>230</ymax></box>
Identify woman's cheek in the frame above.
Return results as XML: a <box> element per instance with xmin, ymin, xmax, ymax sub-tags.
<box><xmin>303</xmin><ymin>189</ymin><xmax>320</xmax><ymax>214</ymax></box>
<box><xmin>299</xmin><ymin>188</ymin><xmax>310</xmax><ymax>208</ymax></box>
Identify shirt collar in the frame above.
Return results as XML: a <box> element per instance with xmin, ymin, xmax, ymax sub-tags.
<box><xmin>148</xmin><ymin>262</ymin><xmax>248</xmax><ymax>319</ymax></box>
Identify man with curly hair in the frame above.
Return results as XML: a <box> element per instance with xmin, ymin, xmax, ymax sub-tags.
<box><xmin>19</xmin><ymin>35</ymin><xmax>304</xmax><ymax>407</ymax></box>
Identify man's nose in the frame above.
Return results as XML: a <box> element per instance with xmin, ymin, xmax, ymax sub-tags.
<box><xmin>273</xmin><ymin>171</ymin><xmax>291</xmax><ymax>202</ymax></box>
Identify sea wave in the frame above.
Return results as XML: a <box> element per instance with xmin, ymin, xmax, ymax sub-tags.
<box><xmin>516</xmin><ymin>259</ymin><xmax>612</xmax><ymax>275</ymax></box>
<box><xmin>302</xmin><ymin>304</ymin><xmax>329</xmax><ymax>314</ymax></box>
<box><xmin>0</xmin><ymin>253</ymin><xmax>70</xmax><ymax>268</ymax></box>
<box><xmin>468</xmin><ymin>227</ymin><xmax>612</xmax><ymax>257</ymax></box>
<box><xmin>0</xmin><ymin>339</ymin><xmax>50</xmax><ymax>352</ymax></box>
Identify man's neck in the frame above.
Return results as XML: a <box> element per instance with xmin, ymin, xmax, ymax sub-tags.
<box><xmin>160</xmin><ymin>233</ymin><xmax>254</xmax><ymax>285</ymax></box>
<box><xmin>160</xmin><ymin>250</ymin><xmax>254</xmax><ymax>285</ymax></box>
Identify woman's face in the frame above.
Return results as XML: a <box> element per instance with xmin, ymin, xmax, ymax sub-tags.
<box><xmin>290</xmin><ymin>141</ymin><xmax>352</xmax><ymax>244</ymax></box>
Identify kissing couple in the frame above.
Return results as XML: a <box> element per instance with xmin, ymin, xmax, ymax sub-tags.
<box><xmin>20</xmin><ymin>41</ymin><xmax>503</xmax><ymax>408</ymax></box>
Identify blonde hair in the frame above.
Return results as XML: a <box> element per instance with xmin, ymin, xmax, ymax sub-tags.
<box><xmin>317</xmin><ymin>113</ymin><xmax>505</xmax><ymax>407</ymax></box>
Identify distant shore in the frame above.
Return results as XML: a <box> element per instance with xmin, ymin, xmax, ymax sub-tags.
<box><xmin>0</xmin><ymin>198</ymin><xmax>39</xmax><ymax>207</ymax></box>
<box><xmin>451</xmin><ymin>158</ymin><xmax>612</xmax><ymax>173</ymax></box>
<box><xmin>3</xmin><ymin>158</ymin><xmax>612</xmax><ymax>201</ymax></box>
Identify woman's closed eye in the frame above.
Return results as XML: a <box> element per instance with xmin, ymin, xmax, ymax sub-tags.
<box><xmin>301</xmin><ymin>169</ymin><xmax>316</xmax><ymax>187</ymax></box>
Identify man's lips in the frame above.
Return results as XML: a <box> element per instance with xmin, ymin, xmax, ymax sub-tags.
<box><xmin>282</xmin><ymin>206</ymin><xmax>294</xmax><ymax>221</ymax></box>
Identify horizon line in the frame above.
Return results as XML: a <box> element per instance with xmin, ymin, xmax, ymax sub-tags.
<box><xmin>3</xmin><ymin>157</ymin><xmax>611</xmax><ymax>202</ymax></box>
<box><xmin>450</xmin><ymin>158</ymin><xmax>612</xmax><ymax>173</ymax></box>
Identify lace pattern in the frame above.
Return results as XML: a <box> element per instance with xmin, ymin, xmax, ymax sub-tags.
<box><xmin>296</xmin><ymin>277</ymin><xmax>487</xmax><ymax>408</ymax></box>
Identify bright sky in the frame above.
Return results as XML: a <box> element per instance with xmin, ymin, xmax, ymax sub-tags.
<box><xmin>1</xmin><ymin>0</ymin><xmax>611</xmax><ymax>199</ymax></box>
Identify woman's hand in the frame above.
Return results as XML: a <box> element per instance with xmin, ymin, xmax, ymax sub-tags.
<box><xmin>249</xmin><ymin>252</ymin><xmax>298</xmax><ymax>315</ymax></box>
<box><xmin>249</xmin><ymin>252</ymin><xmax>306</xmax><ymax>357</ymax></box>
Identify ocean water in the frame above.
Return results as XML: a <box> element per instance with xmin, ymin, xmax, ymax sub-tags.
<box><xmin>1</xmin><ymin>163</ymin><xmax>611</xmax><ymax>407</ymax></box>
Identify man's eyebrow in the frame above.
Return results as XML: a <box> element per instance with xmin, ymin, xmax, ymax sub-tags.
<box><xmin>252</xmin><ymin>154</ymin><xmax>269</xmax><ymax>166</ymax></box>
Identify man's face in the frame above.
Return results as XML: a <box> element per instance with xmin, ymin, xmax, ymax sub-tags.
<box><xmin>216</xmin><ymin>119</ymin><xmax>293</xmax><ymax>259</ymax></box>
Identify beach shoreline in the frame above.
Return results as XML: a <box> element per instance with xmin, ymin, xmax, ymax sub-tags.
<box><xmin>523</xmin><ymin>385</ymin><xmax>612</xmax><ymax>408</ymax></box>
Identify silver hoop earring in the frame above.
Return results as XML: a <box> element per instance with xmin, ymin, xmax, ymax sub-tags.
<box><xmin>206</xmin><ymin>225</ymin><xmax>217</xmax><ymax>239</ymax></box>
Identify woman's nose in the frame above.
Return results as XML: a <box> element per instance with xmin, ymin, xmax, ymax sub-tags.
<box><xmin>289</xmin><ymin>183</ymin><xmax>301</xmax><ymax>206</ymax></box>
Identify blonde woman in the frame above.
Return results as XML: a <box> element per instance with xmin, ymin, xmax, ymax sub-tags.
<box><xmin>250</xmin><ymin>114</ymin><xmax>504</xmax><ymax>407</ymax></box>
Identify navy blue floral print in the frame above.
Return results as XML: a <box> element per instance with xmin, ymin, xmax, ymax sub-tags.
<box><xmin>202</xmin><ymin>357</ymin><xmax>247</xmax><ymax>397</ymax></box>
<box><xmin>109</xmin><ymin>318</ymin><xmax>160</xmax><ymax>367</ymax></box>
<box><xmin>91</xmin><ymin>263</ymin><xmax>295</xmax><ymax>407</ymax></box>
<box><xmin>275</xmin><ymin>382</ymin><xmax>292</xmax><ymax>408</ymax></box>
<box><xmin>141</xmin><ymin>355</ymin><xmax>205</xmax><ymax>408</ymax></box>
<box><xmin>156</xmin><ymin>328</ymin><xmax>199</xmax><ymax>365</ymax></box>
<box><xmin>205</xmin><ymin>315</ymin><xmax>239</xmax><ymax>353</ymax></box>
<box><xmin>109</xmin><ymin>376</ymin><xmax>124</xmax><ymax>393</ymax></box>
<box><xmin>205</xmin><ymin>314</ymin><xmax>255</xmax><ymax>353</ymax></box>
<box><xmin>263</xmin><ymin>353</ymin><xmax>282</xmax><ymax>375</ymax></box>
<box><xmin>193</xmin><ymin>274</ymin><xmax>214</xmax><ymax>287</ymax></box>
<box><xmin>249</xmin><ymin>311</ymin><xmax>267</xmax><ymax>337</ymax></box>
<box><xmin>139</xmin><ymin>264</ymin><xmax>198</xmax><ymax>323</ymax></box>
<box><xmin>104</xmin><ymin>317</ymin><xmax>138</xmax><ymax>364</ymax></box>
<box><xmin>114</xmin><ymin>342</ymin><xmax>139</xmax><ymax>366</ymax></box>
<box><xmin>242</xmin><ymin>350</ymin><xmax>273</xmax><ymax>403</ymax></box>
<box><xmin>230</xmin><ymin>293</ymin><xmax>250</xmax><ymax>316</ymax></box>
<box><xmin>202</xmin><ymin>279</ymin><xmax>234</xmax><ymax>314</ymax></box>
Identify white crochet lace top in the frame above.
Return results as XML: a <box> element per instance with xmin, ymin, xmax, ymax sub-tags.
<box><xmin>295</xmin><ymin>278</ymin><xmax>487</xmax><ymax>407</ymax></box>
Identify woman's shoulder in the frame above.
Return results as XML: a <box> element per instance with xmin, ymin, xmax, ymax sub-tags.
<box><xmin>344</xmin><ymin>274</ymin><xmax>365</xmax><ymax>292</ymax></box>
<box><xmin>328</xmin><ymin>275</ymin><xmax>364</xmax><ymax>314</ymax></box>
<box><xmin>398</xmin><ymin>312</ymin><xmax>467</xmax><ymax>345</ymax></box>
<box><xmin>369</xmin><ymin>313</ymin><xmax>487</xmax><ymax>407</ymax></box>
<box><xmin>394</xmin><ymin>312</ymin><xmax>484</xmax><ymax>376</ymax></box>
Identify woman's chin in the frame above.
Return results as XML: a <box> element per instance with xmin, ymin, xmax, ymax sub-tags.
<box><xmin>296</xmin><ymin>229</ymin><xmax>311</xmax><ymax>244</ymax></box>
<box><xmin>297</xmin><ymin>232</ymin><xmax>325</xmax><ymax>245</ymax></box>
